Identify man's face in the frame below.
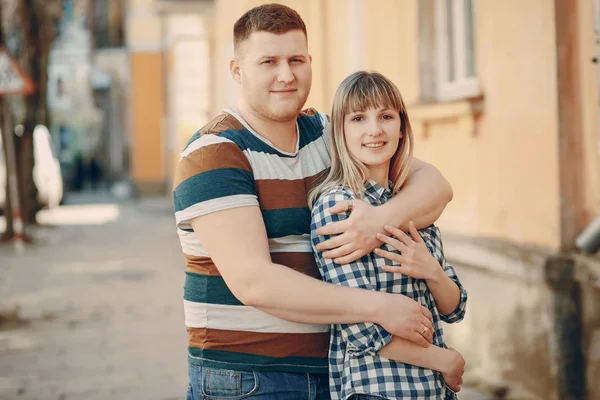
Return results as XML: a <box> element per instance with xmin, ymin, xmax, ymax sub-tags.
<box><xmin>232</xmin><ymin>30</ymin><xmax>312</xmax><ymax>122</ymax></box>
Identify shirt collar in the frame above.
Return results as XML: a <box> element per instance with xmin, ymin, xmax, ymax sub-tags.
<box><xmin>364</xmin><ymin>179</ymin><xmax>392</xmax><ymax>201</ymax></box>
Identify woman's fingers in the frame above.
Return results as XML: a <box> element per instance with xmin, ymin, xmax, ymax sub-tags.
<box><xmin>376</xmin><ymin>232</ymin><xmax>409</xmax><ymax>253</ymax></box>
<box><xmin>383</xmin><ymin>225</ymin><xmax>414</xmax><ymax>247</ymax></box>
<box><xmin>408</xmin><ymin>221</ymin><xmax>425</xmax><ymax>244</ymax></box>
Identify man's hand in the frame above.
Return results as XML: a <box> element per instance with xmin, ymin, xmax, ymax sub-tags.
<box><xmin>378</xmin><ymin>294</ymin><xmax>435</xmax><ymax>347</ymax></box>
<box><xmin>315</xmin><ymin>199</ymin><xmax>384</xmax><ymax>264</ymax></box>
<box><xmin>440</xmin><ymin>347</ymin><xmax>465</xmax><ymax>392</ymax></box>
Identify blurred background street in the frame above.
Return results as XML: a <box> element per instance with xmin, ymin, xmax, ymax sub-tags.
<box><xmin>0</xmin><ymin>194</ymin><xmax>187</xmax><ymax>400</ymax></box>
<box><xmin>1</xmin><ymin>0</ymin><xmax>600</xmax><ymax>399</ymax></box>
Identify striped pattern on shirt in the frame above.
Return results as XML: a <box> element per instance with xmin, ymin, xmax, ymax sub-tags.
<box><xmin>173</xmin><ymin>108</ymin><xmax>332</xmax><ymax>373</ymax></box>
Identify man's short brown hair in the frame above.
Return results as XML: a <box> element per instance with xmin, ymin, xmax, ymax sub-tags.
<box><xmin>233</xmin><ymin>3</ymin><xmax>307</xmax><ymax>52</ymax></box>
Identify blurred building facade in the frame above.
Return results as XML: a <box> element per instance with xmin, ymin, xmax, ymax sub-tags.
<box><xmin>48</xmin><ymin>0</ymin><xmax>129</xmax><ymax>191</ymax></box>
<box><xmin>126</xmin><ymin>0</ymin><xmax>600</xmax><ymax>398</ymax></box>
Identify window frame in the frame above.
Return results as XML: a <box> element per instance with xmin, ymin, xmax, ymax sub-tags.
<box><xmin>434</xmin><ymin>0</ymin><xmax>480</xmax><ymax>101</ymax></box>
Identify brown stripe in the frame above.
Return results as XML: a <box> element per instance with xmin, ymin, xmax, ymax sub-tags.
<box><xmin>188</xmin><ymin>328</ymin><xmax>329</xmax><ymax>358</ymax></box>
<box><xmin>185</xmin><ymin>254</ymin><xmax>221</xmax><ymax>276</ymax></box>
<box><xmin>271</xmin><ymin>252</ymin><xmax>321</xmax><ymax>279</ymax></box>
<box><xmin>256</xmin><ymin>179</ymin><xmax>308</xmax><ymax>210</ymax></box>
<box><xmin>301</xmin><ymin>108</ymin><xmax>319</xmax><ymax>117</ymax></box>
<box><xmin>185</xmin><ymin>252</ymin><xmax>320</xmax><ymax>279</ymax></box>
<box><xmin>174</xmin><ymin>142</ymin><xmax>253</xmax><ymax>188</ymax></box>
<box><xmin>200</xmin><ymin>113</ymin><xmax>245</xmax><ymax>134</ymax></box>
<box><xmin>304</xmin><ymin>169</ymin><xmax>329</xmax><ymax>192</ymax></box>
<box><xmin>255</xmin><ymin>169</ymin><xmax>330</xmax><ymax>211</ymax></box>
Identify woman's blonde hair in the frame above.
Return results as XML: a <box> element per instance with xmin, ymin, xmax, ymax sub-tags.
<box><xmin>309</xmin><ymin>71</ymin><xmax>414</xmax><ymax>207</ymax></box>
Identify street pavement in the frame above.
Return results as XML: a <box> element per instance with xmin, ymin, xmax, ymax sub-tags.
<box><xmin>0</xmin><ymin>192</ymin><xmax>493</xmax><ymax>400</ymax></box>
<box><xmin>0</xmin><ymin>193</ymin><xmax>188</xmax><ymax>400</ymax></box>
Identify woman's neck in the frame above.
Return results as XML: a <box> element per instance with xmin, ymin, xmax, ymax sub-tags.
<box><xmin>367</xmin><ymin>164</ymin><xmax>389</xmax><ymax>188</ymax></box>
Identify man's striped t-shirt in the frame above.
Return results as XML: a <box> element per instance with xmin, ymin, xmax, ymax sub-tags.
<box><xmin>173</xmin><ymin>108</ymin><xmax>332</xmax><ymax>374</ymax></box>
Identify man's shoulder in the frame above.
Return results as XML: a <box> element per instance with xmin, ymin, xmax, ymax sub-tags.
<box><xmin>180</xmin><ymin>112</ymin><xmax>249</xmax><ymax>159</ymax></box>
<box><xmin>299</xmin><ymin>108</ymin><xmax>329</xmax><ymax>126</ymax></box>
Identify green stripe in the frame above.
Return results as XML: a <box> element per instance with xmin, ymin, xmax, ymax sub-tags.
<box><xmin>188</xmin><ymin>347</ymin><xmax>328</xmax><ymax>374</ymax></box>
<box><xmin>184</xmin><ymin>272</ymin><xmax>243</xmax><ymax>306</ymax></box>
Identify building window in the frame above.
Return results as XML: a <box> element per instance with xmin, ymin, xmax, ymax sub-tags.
<box><xmin>425</xmin><ymin>0</ymin><xmax>479</xmax><ymax>101</ymax></box>
<box><xmin>435</xmin><ymin>0</ymin><xmax>478</xmax><ymax>100</ymax></box>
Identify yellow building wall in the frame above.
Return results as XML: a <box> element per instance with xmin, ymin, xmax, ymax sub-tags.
<box><xmin>127</xmin><ymin>0</ymin><xmax>166</xmax><ymax>191</ymax></box>
<box><xmin>210</xmin><ymin>0</ymin><xmax>600</xmax><ymax>251</ymax></box>
<box><xmin>130</xmin><ymin>52</ymin><xmax>164</xmax><ymax>184</ymax></box>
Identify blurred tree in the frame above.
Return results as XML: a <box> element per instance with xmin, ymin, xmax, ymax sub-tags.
<box><xmin>0</xmin><ymin>0</ymin><xmax>62</xmax><ymax>240</ymax></box>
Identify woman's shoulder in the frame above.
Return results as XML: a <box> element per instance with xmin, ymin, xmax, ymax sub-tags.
<box><xmin>313</xmin><ymin>186</ymin><xmax>356</xmax><ymax>209</ymax></box>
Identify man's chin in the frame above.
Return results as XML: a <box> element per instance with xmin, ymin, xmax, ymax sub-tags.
<box><xmin>266</xmin><ymin>106</ymin><xmax>304</xmax><ymax>122</ymax></box>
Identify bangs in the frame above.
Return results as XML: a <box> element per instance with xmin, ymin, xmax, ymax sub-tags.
<box><xmin>342</xmin><ymin>73</ymin><xmax>403</xmax><ymax>115</ymax></box>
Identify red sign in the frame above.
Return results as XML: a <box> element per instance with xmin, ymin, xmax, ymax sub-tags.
<box><xmin>0</xmin><ymin>47</ymin><xmax>35</xmax><ymax>96</ymax></box>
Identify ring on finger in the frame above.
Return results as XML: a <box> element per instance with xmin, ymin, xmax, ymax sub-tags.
<box><xmin>420</xmin><ymin>325</ymin><xmax>428</xmax><ymax>336</ymax></box>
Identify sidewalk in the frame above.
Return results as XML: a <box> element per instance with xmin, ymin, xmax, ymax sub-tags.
<box><xmin>0</xmin><ymin>194</ymin><xmax>188</xmax><ymax>400</ymax></box>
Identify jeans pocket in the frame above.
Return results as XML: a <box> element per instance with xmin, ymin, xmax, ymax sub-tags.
<box><xmin>200</xmin><ymin>367</ymin><xmax>259</xmax><ymax>399</ymax></box>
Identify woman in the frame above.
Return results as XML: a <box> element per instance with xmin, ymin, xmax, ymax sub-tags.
<box><xmin>309</xmin><ymin>71</ymin><xmax>468</xmax><ymax>400</ymax></box>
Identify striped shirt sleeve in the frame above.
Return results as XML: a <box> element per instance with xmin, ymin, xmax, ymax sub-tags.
<box><xmin>310</xmin><ymin>190</ymin><xmax>392</xmax><ymax>357</ymax></box>
<box><xmin>173</xmin><ymin>134</ymin><xmax>259</xmax><ymax>230</ymax></box>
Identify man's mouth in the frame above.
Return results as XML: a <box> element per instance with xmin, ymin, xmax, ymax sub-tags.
<box><xmin>271</xmin><ymin>89</ymin><xmax>297</xmax><ymax>94</ymax></box>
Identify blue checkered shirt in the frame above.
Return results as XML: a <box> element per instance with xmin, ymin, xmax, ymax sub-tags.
<box><xmin>310</xmin><ymin>181</ymin><xmax>468</xmax><ymax>400</ymax></box>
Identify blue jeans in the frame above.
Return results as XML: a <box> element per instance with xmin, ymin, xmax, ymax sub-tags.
<box><xmin>187</xmin><ymin>365</ymin><xmax>330</xmax><ymax>400</ymax></box>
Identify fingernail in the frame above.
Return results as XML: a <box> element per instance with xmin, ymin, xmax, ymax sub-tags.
<box><xmin>376</xmin><ymin>233</ymin><xmax>383</xmax><ymax>239</ymax></box>
<box><xmin>384</xmin><ymin>225</ymin><xmax>391</xmax><ymax>230</ymax></box>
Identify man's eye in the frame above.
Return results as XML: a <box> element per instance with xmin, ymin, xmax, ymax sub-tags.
<box><xmin>262</xmin><ymin>60</ymin><xmax>274</xmax><ymax>65</ymax></box>
<box><xmin>291</xmin><ymin>58</ymin><xmax>303</xmax><ymax>63</ymax></box>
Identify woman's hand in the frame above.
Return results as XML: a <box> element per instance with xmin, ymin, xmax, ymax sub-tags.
<box><xmin>374</xmin><ymin>221</ymin><xmax>442</xmax><ymax>281</ymax></box>
<box><xmin>440</xmin><ymin>347</ymin><xmax>465</xmax><ymax>392</ymax></box>
<box><xmin>315</xmin><ymin>199</ymin><xmax>385</xmax><ymax>264</ymax></box>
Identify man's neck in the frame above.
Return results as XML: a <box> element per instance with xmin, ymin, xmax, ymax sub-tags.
<box><xmin>235</xmin><ymin>104</ymin><xmax>298</xmax><ymax>153</ymax></box>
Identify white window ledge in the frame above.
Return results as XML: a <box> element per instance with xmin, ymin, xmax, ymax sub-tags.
<box><xmin>407</xmin><ymin>95</ymin><xmax>484</xmax><ymax>138</ymax></box>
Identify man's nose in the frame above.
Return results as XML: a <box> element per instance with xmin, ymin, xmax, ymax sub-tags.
<box><xmin>277</xmin><ymin>63</ymin><xmax>295</xmax><ymax>84</ymax></box>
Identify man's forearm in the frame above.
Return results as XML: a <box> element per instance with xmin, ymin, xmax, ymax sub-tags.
<box><xmin>378</xmin><ymin>336</ymin><xmax>453</xmax><ymax>372</ymax></box>
<box><xmin>384</xmin><ymin>161</ymin><xmax>452</xmax><ymax>230</ymax></box>
<box><xmin>242</xmin><ymin>261</ymin><xmax>384</xmax><ymax>325</ymax></box>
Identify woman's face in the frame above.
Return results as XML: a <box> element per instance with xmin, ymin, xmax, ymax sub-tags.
<box><xmin>343</xmin><ymin>106</ymin><xmax>402</xmax><ymax>178</ymax></box>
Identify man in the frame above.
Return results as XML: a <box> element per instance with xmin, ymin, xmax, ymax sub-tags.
<box><xmin>173</xmin><ymin>4</ymin><xmax>457</xmax><ymax>399</ymax></box>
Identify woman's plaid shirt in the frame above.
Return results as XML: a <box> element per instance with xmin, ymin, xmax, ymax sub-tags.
<box><xmin>310</xmin><ymin>181</ymin><xmax>468</xmax><ymax>400</ymax></box>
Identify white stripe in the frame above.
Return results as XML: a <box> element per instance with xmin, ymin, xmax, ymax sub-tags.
<box><xmin>179</xmin><ymin>232</ymin><xmax>311</xmax><ymax>257</ymax></box>
<box><xmin>181</xmin><ymin>135</ymin><xmax>234</xmax><ymax>159</ymax></box>
<box><xmin>175</xmin><ymin>195</ymin><xmax>258</xmax><ymax>228</ymax></box>
<box><xmin>178</xmin><ymin>229</ymin><xmax>208</xmax><ymax>256</ymax></box>
<box><xmin>269</xmin><ymin>235</ymin><xmax>312</xmax><ymax>253</ymax></box>
<box><xmin>246</xmin><ymin>137</ymin><xmax>330</xmax><ymax>181</ymax></box>
<box><xmin>184</xmin><ymin>300</ymin><xmax>329</xmax><ymax>333</ymax></box>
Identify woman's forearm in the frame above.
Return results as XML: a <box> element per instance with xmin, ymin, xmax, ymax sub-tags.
<box><xmin>426</xmin><ymin>269</ymin><xmax>461</xmax><ymax>316</ymax></box>
<box><xmin>378</xmin><ymin>336</ymin><xmax>455</xmax><ymax>373</ymax></box>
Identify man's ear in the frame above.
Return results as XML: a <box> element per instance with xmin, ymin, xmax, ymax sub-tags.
<box><xmin>230</xmin><ymin>59</ymin><xmax>241</xmax><ymax>83</ymax></box>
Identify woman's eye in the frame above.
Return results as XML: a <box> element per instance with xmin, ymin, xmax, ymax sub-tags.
<box><xmin>382</xmin><ymin>114</ymin><xmax>393</xmax><ymax>120</ymax></box>
<box><xmin>351</xmin><ymin>116</ymin><xmax>363</xmax><ymax>122</ymax></box>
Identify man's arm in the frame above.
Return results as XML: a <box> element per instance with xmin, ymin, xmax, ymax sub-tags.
<box><xmin>315</xmin><ymin>157</ymin><xmax>452</xmax><ymax>264</ymax></box>
<box><xmin>387</xmin><ymin>158</ymin><xmax>453</xmax><ymax>230</ymax></box>
<box><xmin>190</xmin><ymin>205</ymin><xmax>434</xmax><ymax>347</ymax></box>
